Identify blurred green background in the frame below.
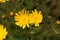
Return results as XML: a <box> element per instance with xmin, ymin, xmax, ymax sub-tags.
<box><xmin>0</xmin><ymin>0</ymin><xmax>60</xmax><ymax>40</ymax></box>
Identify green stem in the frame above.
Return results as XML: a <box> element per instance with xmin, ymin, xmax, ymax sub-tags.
<box><xmin>31</xmin><ymin>36</ymin><xmax>33</xmax><ymax>40</ymax></box>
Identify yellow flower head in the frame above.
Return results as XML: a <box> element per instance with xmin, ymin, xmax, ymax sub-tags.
<box><xmin>29</xmin><ymin>9</ymin><xmax>43</xmax><ymax>26</ymax></box>
<box><xmin>9</xmin><ymin>11</ymin><xmax>14</xmax><ymax>16</ymax></box>
<box><xmin>0</xmin><ymin>0</ymin><xmax>9</xmax><ymax>3</ymax></box>
<box><xmin>14</xmin><ymin>9</ymin><xmax>29</xmax><ymax>29</ymax></box>
<box><xmin>56</xmin><ymin>20</ymin><xmax>60</xmax><ymax>24</ymax></box>
<box><xmin>1</xmin><ymin>14</ymin><xmax>6</xmax><ymax>19</ymax></box>
<box><xmin>0</xmin><ymin>24</ymin><xmax>8</xmax><ymax>40</ymax></box>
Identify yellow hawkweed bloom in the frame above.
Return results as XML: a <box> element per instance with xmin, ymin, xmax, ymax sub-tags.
<box><xmin>14</xmin><ymin>9</ymin><xmax>29</xmax><ymax>29</ymax></box>
<box><xmin>0</xmin><ymin>24</ymin><xmax>8</xmax><ymax>40</ymax></box>
<box><xmin>0</xmin><ymin>0</ymin><xmax>9</xmax><ymax>3</ymax></box>
<box><xmin>56</xmin><ymin>20</ymin><xmax>60</xmax><ymax>24</ymax></box>
<box><xmin>29</xmin><ymin>9</ymin><xmax>43</xmax><ymax>26</ymax></box>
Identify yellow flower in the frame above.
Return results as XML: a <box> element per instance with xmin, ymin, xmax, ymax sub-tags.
<box><xmin>29</xmin><ymin>9</ymin><xmax>43</xmax><ymax>26</ymax></box>
<box><xmin>0</xmin><ymin>24</ymin><xmax>8</xmax><ymax>40</ymax></box>
<box><xmin>9</xmin><ymin>11</ymin><xmax>14</xmax><ymax>16</ymax></box>
<box><xmin>1</xmin><ymin>14</ymin><xmax>6</xmax><ymax>19</ymax></box>
<box><xmin>0</xmin><ymin>0</ymin><xmax>9</xmax><ymax>3</ymax></box>
<box><xmin>56</xmin><ymin>20</ymin><xmax>60</xmax><ymax>24</ymax></box>
<box><xmin>14</xmin><ymin>9</ymin><xmax>29</xmax><ymax>29</ymax></box>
